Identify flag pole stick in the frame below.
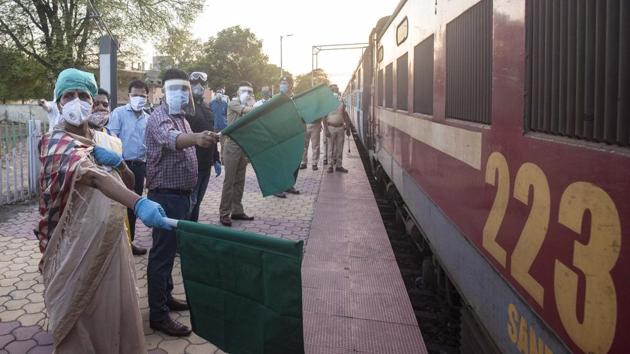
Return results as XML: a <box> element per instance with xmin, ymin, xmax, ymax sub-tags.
<box><xmin>164</xmin><ymin>217</ymin><xmax>179</xmax><ymax>228</ymax></box>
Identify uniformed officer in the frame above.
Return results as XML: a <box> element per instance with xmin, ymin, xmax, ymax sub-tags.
<box><xmin>300</xmin><ymin>117</ymin><xmax>323</xmax><ymax>171</ymax></box>
<box><xmin>323</xmin><ymin>84</ymin><xmax>350</xmax><ymax>173</ymax></box>
<box><xmin>274</xmin><ymin>76</ymin><xmax>301</xmax><ymax>198</ymax></box>
<box><xmin>219</xmin><ymin>81</ymin><xmax>256</xmax><ymax>226</ymax></box>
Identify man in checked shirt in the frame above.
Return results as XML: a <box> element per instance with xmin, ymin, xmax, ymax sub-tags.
<box><xmin>144</xmin><ymin>69</ymin><xmax>217</xmax><ymax>337</ymax></box>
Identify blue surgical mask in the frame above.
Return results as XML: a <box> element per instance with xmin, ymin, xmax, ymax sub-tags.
<box><xmin>279</xmin><ymin>83</ymin><xmax>289</xmax><ymax>94</ymax></box>
<box><xmin>166</xmin><ymin>90</ymin><xmax>189</xmax><ymax>115</ymax></box>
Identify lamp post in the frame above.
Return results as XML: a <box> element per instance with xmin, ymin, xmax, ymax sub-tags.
<box><xmin>280</xmin><ymin>33</ymin><xmax>293</xmax><ymax>78</ymax></box>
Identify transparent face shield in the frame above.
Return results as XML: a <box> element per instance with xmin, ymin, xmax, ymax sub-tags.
<box><xmin>164</xmin><ymin>79</ymin><xmax>195</xmax><ymax>116</ymax></box>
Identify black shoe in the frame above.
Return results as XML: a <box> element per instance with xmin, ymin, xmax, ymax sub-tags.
<box><xmin>327</xmin><ymin>167</ymin><xmax>334</xmax><ymax>173</ymax></box>
<box><xmin>323</xmin><ymin>159</ymin><xmax>328</xmax><ymax>165</ymax></box>
<box><xmin>150</xmin><ymin>317</ymin><xmax>192</xmax><ymax>337</ymax></box>
<box><xmin>299</xmin><ymin>163</ymin><xmax>307</xmax><ymax>170</ymax></box>
<box><xmin>336</xmin><ymin>167</ymin><xmax>349</xmax><ymax>173</ymax></box>
<box><xmin>286</xmin><ymin>186</ymin><xmax>300</xmax><ymax>194</ymax></box>
<box><xmin>312</xmin><ymin>165</ymin><xmax>318</xmax><ymax>171</ymax></box>
<box><xmin>131</xmin><ymin>244</ymin><xmax>147</xmax><ymax>256</ymax></box>
<box><xmin>220</xmin><ymin>215</ymin><xmax>232</xmax><ymax>227</ymax></box>
<box><xmin>274</xmin><ymin>192</ymin><xmax>287</xmax><ymax>198</ymax></box>
<box><xmin>167</xmin><ymin>298</ymin><xmax>189</xmax><ymax>311</ymax></box>
<box><xmin>231</xmin><ymin>213</ymin><xmax>254</xmax><ymax>221</ymax></box>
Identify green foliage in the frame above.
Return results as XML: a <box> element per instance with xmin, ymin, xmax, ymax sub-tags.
<box><xmin>0</xmin><ymin>46</ymin><xmax>50</xmax><ymax>102</ymax></box>
<box><xmin>294</xmin><ymin>69</ymin><xmax>330</xmax><ymax>94</ymax></box>
<box><xmin>0</xmin><ymin>0</ymin><xmax>203</xmax><ymax>77</ymax></box>
<box><xmin>156</xmin><ymin>28</ymin><xmax>203</xmax><ymax>70</ymax></box>
<box><xmin>183</xmin><ymin>26</ymin><xmax>291</xmax><ymax>96</ymax></box>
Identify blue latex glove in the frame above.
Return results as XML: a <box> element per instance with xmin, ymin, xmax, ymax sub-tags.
<box><xmin>214</xmin><ymin>161</ymin><xmax>222</xmax><ymax>177</ymax></box>
<box><xmin>134</xmin><ymin>197</ymin><xmax>172</xmax><ymax>230</ymax></box>
<box><xmin>93</xmin><ymin>146</ymin><xmax>123</xmax><ymax>168</ymax></box>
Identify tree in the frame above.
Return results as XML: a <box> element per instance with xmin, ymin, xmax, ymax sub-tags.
<box><xmin>0</xmin><ymin>45</ymin><xmax>50</xmax><ymax>102</ymax></box>
<box><xmin>0</xmin><ymin>0</ymin><xmax>203</xmax><ymax>77</ymax></box>
<box><xmin>155</xmin><ymin>28</ymin><xmax>203</xmax><ymax>70</ymax></box>
<box><xmin>194</xmin><ymin>26</ymin><xmax>290</xmax><ymax>95</ymax></box>
<box><xmin>294</xmin><ymin>68</ymin><xmax>330</xmax><ymax>94</ymax></box>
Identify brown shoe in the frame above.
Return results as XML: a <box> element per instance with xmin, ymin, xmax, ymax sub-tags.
<box><xmin>299</xmin><ymin>163</ymin><xmax>307</xmax><ymax>169</ymax></box>
<box><xmin>231</xmin><ymin>213</ymin><xmax>254</xmax><ymax>221</ymax></box>
<box><xmin>312</xmin><ymin>165</ymin><xmax>318</xmax><ymax>171</ymax></box>
<box><xmin>150</xmin><ymin>317</ymin><xmax>192</xmax><ymax>337</ymax></box>
<box><xmin>220</xmin><ymin>214</ymin><xmax>232</xmax><ymax>226</ymax></box>
<box><xmin>336</xmin><ymin>167</ymin><xmax>348</xmax><ymax>173</ymax></box>
<box><xmin>327</xmin><ymin>166</ymin><xmax>334</xmax><ymax>173</ymax></box>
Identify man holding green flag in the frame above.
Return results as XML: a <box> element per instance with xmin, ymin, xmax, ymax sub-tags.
<box><xmin>220</xmin><ymin>83</ymin><xmax>341</xmax><ymax>197</ymax></box>
<box><xmin>219</xmin><ymin>81</ymin><xmax>257</xmax><ymax>227</ymax></box>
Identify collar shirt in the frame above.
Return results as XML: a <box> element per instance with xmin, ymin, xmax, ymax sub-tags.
<box><xmin>210</xmin><ymin>98</ymin><xmax>228</xmax><ymax>132</ymax></box>
<box><xmin>145</xmin><ymin>104</ymin><xmax>198</xmax><ymax>191</ymax></box>
<box><xmin>107</xmin><ymin>104</ymin><xmax>148</xmax><ymax>161</ymax></box>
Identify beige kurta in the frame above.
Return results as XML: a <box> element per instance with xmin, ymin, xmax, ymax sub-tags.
<box><xmin>41</xmin><ymin>133</ymin><xmax>145</xmax><ymax>353</ymax></box>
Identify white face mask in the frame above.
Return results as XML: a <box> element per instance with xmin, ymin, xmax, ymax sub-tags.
<box><xmin>61</xmin><ymin>97</ymin><xmax>92</xmax><ymax>126</ymax></box>
<box><xmin>88</xmin><ymin>111</ymin><xmax>109</xmax><ymax>128</ymax></box>
<box><xmin>239</xmin><ymin>92</ymin><xmax>250</xmax><ymax>104</ymax></box>
<box><xmin>129</xmin><ymin>96</ymin><xmax>146</xmax><ymax>111</ymax></box>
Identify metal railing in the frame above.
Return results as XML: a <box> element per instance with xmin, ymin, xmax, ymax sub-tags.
<box><xmin>0</xmin><ymin>120</ymin><xmax>44</xmax><ymax>205</ymax></box>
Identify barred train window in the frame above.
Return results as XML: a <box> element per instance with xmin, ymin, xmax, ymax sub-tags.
<box><xmin>377</xmin><ymin>69</ymin><xmax>384</xmax><ymax>107</ymax></box>
<box><xmin>386</xmin><ymin>63</ymin><xmax>394</xmax><ymax>109</ymax></box>
<box><xmin>526</xmin><ymin>0</ymin><xmax>629</xmax><ymax>147</ymax></box>
<box><xmin>414</xmin><ymin>35</ymin><xmax>434</xmax><ymax>115</ymax></box>
<box><xmin>397</xmin><ymin>53</ymin><xmax>409</xmax><ymax>110</ymax></box>
<box><xmin>445</xmin><ymin>0</ymin><xmax>493</xmax><ymax>124</ymax></box>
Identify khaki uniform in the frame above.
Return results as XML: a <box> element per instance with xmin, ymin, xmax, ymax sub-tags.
<box><xmin>302</xmin><ymin>120</ymin><xmax>322</xmax><ymax>166</ymax></box>
<box><xmin>219</xmin><ymin>98</ymin><xmax>251</xmax><ymax>217</ymax></box>
<box><xmin>325</xmin><ymin>103</ymin><xmax>346</xmax><ymax>168</ymax></box>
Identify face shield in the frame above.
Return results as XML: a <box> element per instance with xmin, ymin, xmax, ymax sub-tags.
<box><xmin>164</xmin><ymin>79</ymin><xmax>195</xmax><ymax>116</ymax></box>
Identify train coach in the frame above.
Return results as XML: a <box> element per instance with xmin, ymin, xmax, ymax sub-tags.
<box><xmin>344</xmin><ymin>0</ymin><xmax>629</xmax><ymax>353</ymax></box>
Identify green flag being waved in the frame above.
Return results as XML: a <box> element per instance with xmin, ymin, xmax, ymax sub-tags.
<box><xmin>221</xmin><ymin>84</ymin><xmax>340</xmax><ymax>196</ymax></box>
<box><xmin>177</xmin><ymin>221</ymin><xmax>304</xmax><ymax>354</ymax></box>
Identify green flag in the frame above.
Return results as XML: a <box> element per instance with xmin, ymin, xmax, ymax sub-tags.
<box><xmin>221</xmin><ymin>85</ymin><xmax>339</xmax><ymax>197</ymax></box>
<box><xmin>293</xmin><ymin>84</ymin><xmax>341</xmax><ymax>123</ymax></box>
<box><xmin>177</xmin><ymin>221</ymin><xmax>304</xmax><ymax>354</ymax></box>
<box><xmin>221</xmin><ymin>94</ymin><xmax>305</xmax><ymax>196</ymax></box>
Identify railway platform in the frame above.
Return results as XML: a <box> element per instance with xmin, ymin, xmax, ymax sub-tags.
<box><xmin>0</xmin><ymin>137</ymin><xmax>425</xmax><ymax>353</ymax></box>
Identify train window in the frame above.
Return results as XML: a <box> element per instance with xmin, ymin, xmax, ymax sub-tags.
<box><xmin>445</xmin><ymin>0</ymin><xmax>492</xmax><ymax>124</ymax></box>
<box><xmin>377</xmin><ymin>69</ymin><xmax>384</xmax><ymax>107</ymax></box>
<box><xmin>386</xmin><ymin>63</ymin><xmax>394</xmax><ymax>108</ymax></box>
<box><xmin>397</xmin><ymin>53</ymin><xmax>408</xmax><ymax>111</ymax></box>
<box><xmin>414</xmin><ymin>35</ymin><xmax>434</xmax><ymax>115</ymax></box>
<box><xmin>526</xmin><ymin>0</ymin><xmax>629</xmax><ymax>147</ymax></box>
<box><xmin>397</xmin><ymin>17</ymin><xmax>409</xmax><ymax>45</ymax></box>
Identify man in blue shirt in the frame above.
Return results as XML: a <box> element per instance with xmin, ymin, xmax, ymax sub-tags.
<box><xmin>108</xmin><ymin>80</ymin><xmax>150</xmax><ymax>255</ymax></box>
<box><xmin>210</xmin><ymin>87</ymin><xmax>228</xmax><ymax>161</ymax></box>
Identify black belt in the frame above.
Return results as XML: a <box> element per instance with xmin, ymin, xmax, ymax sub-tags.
<box><xmin>327</xmin><ymin>122</ymin><xmax>344</xmax><ymax>127</ymax></box>
<box><xmin>125</xmin><ymin>160</ymin><xmax>146</xmax><ymax>166</ymax></box>
<box><xmin>149</xmin><ymin>188</ymin><xmax>191</xmax><ymax>196</ymax></box>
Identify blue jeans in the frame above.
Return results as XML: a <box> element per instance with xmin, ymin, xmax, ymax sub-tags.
<box><xmin>189</xmin><ymin>169</ymin><xmax>211</xmax><ymax>222</ymax></box>
<box><xmin>126</xmin><ymin>161</ymin><xmax>145</xmax><ymax>241</ymax></box>
<box><xmin>147</xmin><ymin>190</ymin><xmax>190</xmax><ymax>322</ymax></box>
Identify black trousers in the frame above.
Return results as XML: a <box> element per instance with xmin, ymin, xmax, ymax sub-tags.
<box><xmin>126</xmin><ymin>161</ymin><xmax>146</xmax><ymax>241</ymax></box>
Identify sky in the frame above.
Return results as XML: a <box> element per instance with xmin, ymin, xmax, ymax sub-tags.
<box><xmin>144</xmin><ymin>0</ymin><xmax>400</xmax><ymax>87</ymax></box>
